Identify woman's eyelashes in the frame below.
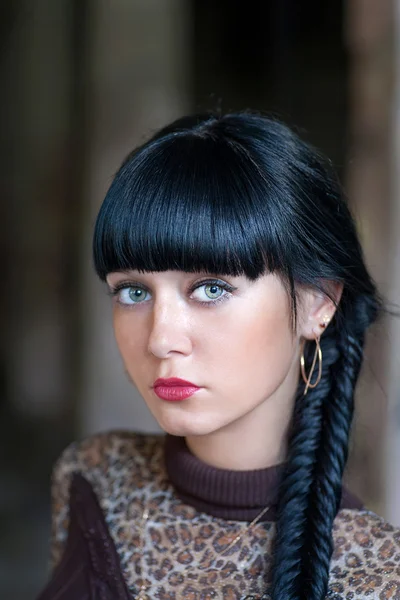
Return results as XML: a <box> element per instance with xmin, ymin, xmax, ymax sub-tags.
<box><xmin>108</xmin><ymin>279</ymin><xmax>237</xmax><ymax>307</ymax></box>
<box><xmin>189</xmin><ymin>280</ymin><xmax>236</xmax><ymax>306</ymax></box>
<box><xmin>108</xmin><ymin>281</ymin><xmax>151</xmax><ymax>306</ymax></box>
<box><xmin>117</xmin><ymin>285</ymin><xmax>151</xmax><ymax>305</ymax></box>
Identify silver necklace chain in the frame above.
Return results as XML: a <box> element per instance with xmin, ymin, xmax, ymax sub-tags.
<box><xmin>135</xmin><ymin>502</ymin><xmax>271</xmax><ymax>600</ymax></box>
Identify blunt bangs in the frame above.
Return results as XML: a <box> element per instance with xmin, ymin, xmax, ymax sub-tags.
<box><xmin>93</xmin><ymin>133</ymin><xmax>285</xmax><ymax>281</ymax></box>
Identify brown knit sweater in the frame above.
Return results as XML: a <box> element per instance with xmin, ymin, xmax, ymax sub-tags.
<box><xmin>36</xmin><ymin>431</ymin><xmax>400</xmax><ymax>600</ymax></box>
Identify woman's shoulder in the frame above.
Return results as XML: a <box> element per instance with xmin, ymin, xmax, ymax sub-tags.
<box><xmin>49</xmin><ymin>430</ymin><xmax>166</xmax><ymax>568</ymax></box>
<box><xmin>329</xmin><ymin>508</ymin><xmax>400</xmax><ymax>597</ymax></box>
<box><xmin>53</xmin><ymin>429</ymin><xmax>166</xmax><ymax>486</ymax></box>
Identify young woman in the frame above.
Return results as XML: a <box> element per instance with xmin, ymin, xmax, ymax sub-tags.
<box><xmin>37</xmin><ymin>112</ymin><xmax>400</xmax><ymax>600</ymax></box>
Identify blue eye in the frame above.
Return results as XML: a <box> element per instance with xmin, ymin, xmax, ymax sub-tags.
<box><xmin>191</xmin><ymin>282</ymin><xmax>232</xmax><ymax>304</ymax></box>
<box><xmin>204</xmin><ymin>284</ymin><xmax>224</xmax><ymax>299</ymax></box>
<box><xmin>119</xmin><ymin>287</ymin><xmax>151</xmax><ymax>305</ymax></box>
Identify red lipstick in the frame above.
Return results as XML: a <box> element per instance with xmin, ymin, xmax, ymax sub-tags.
<box><xmin>153</xmin><ymin>378</ymin><xmax>200</xmax><ymax>402</ymax></box>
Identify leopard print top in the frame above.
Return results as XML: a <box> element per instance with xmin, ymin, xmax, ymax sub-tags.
<box><xmin>50</xmin><ymin>430</ymin><xmax>400</xmax><ymax>599</ymax></box>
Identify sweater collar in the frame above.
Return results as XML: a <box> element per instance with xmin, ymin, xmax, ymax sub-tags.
<box><xmin>164</xmin><ymin>434</ymin><xmax>363</xmax><ymax>522</ymax></box>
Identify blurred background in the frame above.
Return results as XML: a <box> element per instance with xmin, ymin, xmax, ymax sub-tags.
<box><xmin>1</xmin><ymin>1</ymin><xmax>400</xmax><ymax>598</ymax></box>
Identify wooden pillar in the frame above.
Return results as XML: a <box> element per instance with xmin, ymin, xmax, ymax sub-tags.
<box><xmin>3</xmin><ymin>0</ymin><xmax>78</xmax><ymax>428</ymax></box>
<box><xmin>345</xmin><ymin>0</ymin><xmax>397</xmax><ymax>520</ymax></box>
<box><xmin>385</xmin><ymin>0</ymin><xmax>400</xmax><ymax>526</ymax></box>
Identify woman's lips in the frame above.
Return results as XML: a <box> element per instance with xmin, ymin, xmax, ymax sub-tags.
<box><xmin>153</xmin><ymin>378</ymin><xmax>200</xmax><ymax>402</ymax></box>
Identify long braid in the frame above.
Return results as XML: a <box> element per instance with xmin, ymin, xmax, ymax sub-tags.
<box><xmin>270</xmin><ymin>332</ymin><xmax>339</xmax><ymax>598</ymax></box>
<box><xmin>271</xmin><ymin>294</ymin><xmax>378</xmax><ymax>600</ymax></box>
<box><xmin>303</xmin><ymin>297</ymin><xmax>377</xmax><ymax>599</ymax></box>
<box><xmin>302</xmin><ymin>331</ymin><xmax>363</xmax><ymax>599</ymax></box>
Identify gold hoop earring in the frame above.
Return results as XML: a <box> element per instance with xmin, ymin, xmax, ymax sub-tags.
<box><xmin>300</xmin><ymin>336</ymin><xmax>323</xmax><ymax>396</ymax></box>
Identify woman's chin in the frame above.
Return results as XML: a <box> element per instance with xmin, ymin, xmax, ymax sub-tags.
<box><xmin>152</xmin><ymin>405</ymin><xmax>221</xmax><ymax>437</ymax></box>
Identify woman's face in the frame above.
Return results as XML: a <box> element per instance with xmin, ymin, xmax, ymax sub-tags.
<box><xmin>106</xmin><ymin>269</ymin><xmax>313</xmax><ymax>438</ymax></box>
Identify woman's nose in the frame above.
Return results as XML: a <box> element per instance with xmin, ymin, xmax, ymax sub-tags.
<box><xmin>147</xmin><ymin>300</ymin><xmax>192</xmax><ymax>359</ymax></box>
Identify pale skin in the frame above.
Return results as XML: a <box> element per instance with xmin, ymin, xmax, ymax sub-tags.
<box><xmin>106</xmin><ymin>270</ymin><xmax>342</xmax><ymax>471</ymax></box>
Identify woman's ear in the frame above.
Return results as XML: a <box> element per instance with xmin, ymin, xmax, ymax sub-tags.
<box><xmin>300</xmin><ymin>281</ymin><xmax>343</xmax><ymax>340</ymax></box>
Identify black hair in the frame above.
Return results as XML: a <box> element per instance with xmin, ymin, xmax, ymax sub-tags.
<box><xmin>93</xmin><ymin>112</ymin><xmax>380</xmax><ymax>599</ymax></box>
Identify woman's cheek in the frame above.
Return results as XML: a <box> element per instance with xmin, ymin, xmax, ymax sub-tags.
<box><xmin>238</xmin><ymin>317</ymin><xmax>294</xmax><ymax>383</ymax></box>
<box><xmin>113</xmin><ymin>314</ymin><xmax>143</xmax><ymax>365</ymax></box>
